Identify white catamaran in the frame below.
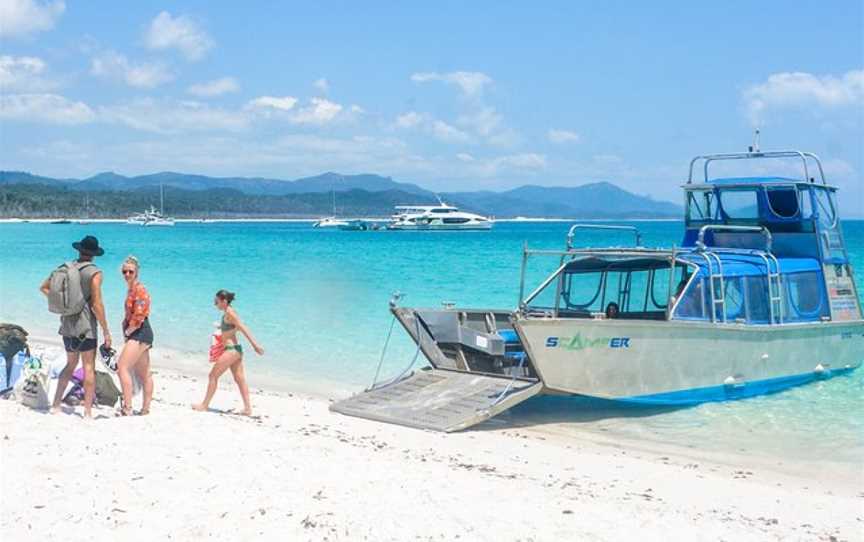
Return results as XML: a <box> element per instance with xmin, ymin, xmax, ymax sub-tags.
<box><xmin>332</xmin><ymin>146</ymin><xmax>863</xmax><ymax>432</ymax></box>
<box><xmin>127</xmin><ymin>184</ymin><xmax>175</xmax><ymax>226</ymax></box>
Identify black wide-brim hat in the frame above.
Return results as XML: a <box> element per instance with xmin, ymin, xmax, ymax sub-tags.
<box><xmin>72</xmin><ymin>235</ymin><xmax>105</xmax><ymax>256</ymax></box>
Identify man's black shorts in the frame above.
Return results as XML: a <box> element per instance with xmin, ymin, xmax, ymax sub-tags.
<box><xmin>63</xmin><ymin>336</ymin><xmax>98</xmax><ymax>353</ymax></box>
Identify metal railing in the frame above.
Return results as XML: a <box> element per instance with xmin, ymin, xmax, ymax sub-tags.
<box><xmin>687</xmin><ymin>150</ymin><xmax>826</xmax><ymax>185</ymax></box>
<box><xmin>696</xmin><ymin>224</ymin><xmax>773</xmax><ymax>253</ymax></box>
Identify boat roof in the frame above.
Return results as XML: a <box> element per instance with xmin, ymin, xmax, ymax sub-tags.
<box><xmin>562</xmin><ymin>250</ymin><xmax>821</xmax><ymax>278</ymax></box>
<box><xmin>684</xmin><ymin>176</ymin><xmax>837</xmax><ymax>190</ymax></box>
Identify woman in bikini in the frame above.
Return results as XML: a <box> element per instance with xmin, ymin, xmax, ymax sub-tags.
<box><xmin>117</xmin><ymin>256</ymin><xmax>154</xmax><ymax>415</ymax></box>
<box><xmin>193</xmin><ymin>289</ymin><xmax>264</xmax><ymax>415</ymax></box>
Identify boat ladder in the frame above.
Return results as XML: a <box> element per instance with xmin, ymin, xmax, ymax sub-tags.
<box><xmin>759</xmin><ymin>252</ymin><xmax>784</xmax><ymax>324</ymax></box>
<box><xmin>701</xmin><ymin>250</ymin><xmax>726</xmax><ymax>323</ymax></box>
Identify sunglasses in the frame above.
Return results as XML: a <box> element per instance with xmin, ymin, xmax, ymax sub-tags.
<box><xmin>122</xmin><ymin>269</ymin><xmax>135</xmax><ymax>275</ymax></box>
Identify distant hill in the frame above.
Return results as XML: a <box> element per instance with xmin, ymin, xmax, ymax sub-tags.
<box><xmin>0</xmin><ymin>170</ymin><xmax>682</xmax><ymax>218</ymax></box>
<box><xmin>444</xmin><ymin>182</ymin><xmax>680</xmax><ymax>218</ymax></box>
<box><xmin>6</xmin><ymin>170</ymin><xmax>433</xmax><ymax>197</ymax></box>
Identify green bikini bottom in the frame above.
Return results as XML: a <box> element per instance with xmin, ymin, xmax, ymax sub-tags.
<box><xmin>224</xmin><ymin>343</ymin><xmax>243</xmax><ymax>354</ymax></box>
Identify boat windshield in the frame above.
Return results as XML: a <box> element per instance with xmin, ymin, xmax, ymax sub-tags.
<box><xmin>525</xmin><ymin>258</ymin><xmax>691</xmax><ymax>320</ymax></box>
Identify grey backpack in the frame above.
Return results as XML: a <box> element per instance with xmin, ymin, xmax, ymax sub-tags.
<box><xmin>46</xmin><ymin>261</ymin><xmax>93</xmax><ymax>316</ymax></box>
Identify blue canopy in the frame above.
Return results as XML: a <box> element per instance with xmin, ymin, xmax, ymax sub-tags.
<box><xmin>678</xmin><ymin>252</ymin><xmax>821</xmax><ymax>278</ymax></box>
<box><xmin>707</xmin><ymin>176</ymin><xmax>806</xmax><ymax>186</ymax></box>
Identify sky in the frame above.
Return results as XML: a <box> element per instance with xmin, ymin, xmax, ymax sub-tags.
<box><xmin>0</xmin><ymin>0</ymin><xmax>862</xmax><ymax>211</ymax></box>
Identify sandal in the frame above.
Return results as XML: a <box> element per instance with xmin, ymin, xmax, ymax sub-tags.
<box><xmin>135</xmin><ymin>408</ymin><xmax>150</xmax><ymax>416</ymax></box>
<box><xmin>116</xmin><ymin>402</ymin><xmax>133</xmax><ymax>417</ymax></box>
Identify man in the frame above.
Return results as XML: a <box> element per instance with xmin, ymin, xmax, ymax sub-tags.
<box><xmin>40</xmin><ymin>235</ymin><xmax>112</xmax><ymax>418</ymax></box>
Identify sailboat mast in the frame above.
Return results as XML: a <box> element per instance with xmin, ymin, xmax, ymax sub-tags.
<box><xmin>160</xmin><ymin>183</ymin><xmax>165</xmax><ymax>214</ymax></box>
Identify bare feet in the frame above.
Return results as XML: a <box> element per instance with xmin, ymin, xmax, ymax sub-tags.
<box><xmin>240</xmin><ymin>408</ymin><xmax>253</xmax><ymax>416</ymax></box>
<box><xmin>191</xmin><ymin>403</ymin><xmax>207</xmax><ymax>412</ymax></box>
<box><xmin>50</xmin><ymin>405</ymin><xmax>62</xmax><ymax>415</ymax></box>
<box><xmin>135</xmin><ymin>408</ymin><xmax>150</xmax><ymax>416</ymax></box>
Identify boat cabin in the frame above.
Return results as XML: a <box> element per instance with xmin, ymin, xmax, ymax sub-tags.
<box><xmin>521</xmin><ymin>150</ymin><xmax>862</xmax><ymax>325</ymax></box>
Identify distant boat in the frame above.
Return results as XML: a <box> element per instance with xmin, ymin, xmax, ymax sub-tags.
<box><xmin>51</xmin><ymin>219</ymin><xmax>72</xmax><ymax>224</ymax></box>
<box><xmin>338</xmin><ymin>219</ymin><xmax>381</xmax><ymax>231</ymax></box>
<box><xmin>313</xmin><ymin>177</ymin><xmax>347</xmax><ymax>228</ymax></box>
<box><xmin>129</xmin><ymin>184</ymin><xmax>175</xmax><ymax>226</ymax></box>
<box><xmin>387</xmin><ymin>199</ymin><xmax>493</xmax><ymax>231</ymax></box>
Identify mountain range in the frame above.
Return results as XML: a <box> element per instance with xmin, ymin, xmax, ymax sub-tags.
<box><xmin>0</xmin><ymin>170</ymin><xmax>681</xmax><ymax>219</ymax></box>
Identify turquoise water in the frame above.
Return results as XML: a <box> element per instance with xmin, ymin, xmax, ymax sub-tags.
<box><xmin>1</xmin><ymin>220</ymin><xmax>862</xmax><ymax>462</ymax></box>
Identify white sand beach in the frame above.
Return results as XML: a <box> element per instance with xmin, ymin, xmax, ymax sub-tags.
<box><xmin>1</xmin><ymin>338</ymin><xmax>861</xmax><ymax>542</ymax></box>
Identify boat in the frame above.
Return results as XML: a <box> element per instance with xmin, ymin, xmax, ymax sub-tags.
<box><xmin>331</xmin><ymin>146</ymin><xmax>863</xmax><ymax>432</ymax></box>
<box><xmin>338</xmin><ymin>219</ymin><xmax>380</xmax><ymax>231</ymax></box>
<box><xmin>313</xmin><ymin>216</ymin><xmax>350</xmax><ymax>228</ymax></box>
<box><xmin>50</xmin><ymin>219</ymin><xmax>71</xmax><ymax>224</ymax></box>
<box><xmin>387</xmin><ymin>200</ymin><xmax>493</xmax><ymax>230</ymax></box>
<box><xmin>313</xmin><ymin>177</ymin><xmax>348</xmax><ymax>228</ymax></box>
<box><xmin>128</xmin><ymin>184</ymin><xmax>175</xmax><ymax>226</ymax></box>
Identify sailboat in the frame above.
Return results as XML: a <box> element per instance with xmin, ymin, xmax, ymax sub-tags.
<box><xmin>313</xmin><ymin>176</ymin><xmax>349</xmax><ymax>228</ymax></box>
<box><xmin>140</xmin><ymin>183</ymin><xmax>175</xmax><ymax>227</ymax></box>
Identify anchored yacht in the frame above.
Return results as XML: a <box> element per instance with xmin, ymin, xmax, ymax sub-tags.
<box><xmin>387</xmin><ymin>202</ymin><xmax>492</xmax><ymax>230</ymax></box>
<box><xmin>332</xmin><ymin>147</ymin><xmax>863</xmax><ymax>432</ymax></box>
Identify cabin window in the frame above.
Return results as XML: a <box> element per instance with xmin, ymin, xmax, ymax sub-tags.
<box><xmin>722</xmin><ymin>277</ymin><xmax>746</xmax><ymax>321</ymax></box>
<box><xmin>673</xmin><ymin>277</ymin><xmax>706</xmax><ymax>319</ymax></box>
<box><xmin>784</xmin><ymin>272</ymin><xmax>828</xmax><ymax>321</ymax></box>
<box><xmin>766</xmin><ymin>188</ymin><xmax>799</xmax><ymax>218</ymax></box>
<box><xmin>431</xmin><ymin>208</ymin><xmax>453</xmax><ymax>214</ymax></box>
<box><xmin>744</xmin><ymin>276</ymin><xmax>771</xmax><ymax>323</ymax></box>
<box><xmin>719</xmin><ymin>189</ymin><xmax>759</xmax><ymax>219</ymax></box>
<box><xmin>687</xmin><ymin>190</ymin><xmax>716</xmax><ymax>221</ymax></box>
<box><xmin>798</xmin><ymin>187</ymin><xmax>814</xmax><ymax>218</ymax></box>
<box><xmin>814</xmin><ymin>189</ymin><xmax>837</xmax><ymax>229</ymax></box>
<box><xmin>442</xmin><ymin>217</ymin><xmax>470</xmax><ymax>224</ymax></box>
<box><xmin>559</xmin><ymin>272</ymin><xmax>605</xmax><ymax>314</ymax></box>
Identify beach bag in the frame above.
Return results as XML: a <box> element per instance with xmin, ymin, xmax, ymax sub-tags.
<box><xmin>46</xmin><ymin>261</ymin><xmax>93</xmax><ymax>316</ymax></box>
<box><xmin>19</xmin><ymin>359</ymin><xmax>50</xmax><ymax>410</ymax></box>
<box><xmin>65</xmin><ymin>368</ymin><xmax>123</xmax><ymax>407</ymax></box>
<box><xmin>209</xmin><ymin>330</ymin><xmax>225</xmax><ymax>362</ymax></box>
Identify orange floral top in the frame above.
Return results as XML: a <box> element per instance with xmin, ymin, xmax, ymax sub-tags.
<box><xmin>124</xmin><ymin>282</ymin><xmax>151</xmax><ymax>332</ymax></box>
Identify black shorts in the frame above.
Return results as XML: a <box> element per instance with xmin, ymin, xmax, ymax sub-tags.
<box><xmin>124</xmin><ymin>318</ymin><xmax>154</xmax><ymax>347</ymax></box>
<box><xmin>63</xmin><ymin>336</ymin><xmax>98</xmax><ymax>353</ymax></box>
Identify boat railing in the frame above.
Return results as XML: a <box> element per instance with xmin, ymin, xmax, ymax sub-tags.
<box><xmin>566</xmin><ymin>224</ymin><xmax>642</xmax><ymax>250</ymax></box>
<box><xmin>695</xmin><ymin>224</ymin><xmax>773</xmax><ymax>253</ymax></box>
<box><xmin>687</xmin><ymin>150</ymin><xmax>826</xmax><ymax>185</ymax></box>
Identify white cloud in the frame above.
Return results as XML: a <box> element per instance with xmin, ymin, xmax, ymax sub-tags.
<box><xmin>0</xmin><ymin>55</ymin><xmax>56</xmax><ymax>91</ymax></box>
<box><xmin>90</xmin><ymin>51</ymin><xmax>174</xmax><ymax>88</ymax></box>
<box><xmin>431</xmin><ymin>120</ymin><xmax>472</xmax><ymax>143</ymax></box>
<box><xmin>456</xmin><ymin>152</ymin><xmax>474</xmax><ymax>162</ymax></box>
<box><xmin>245</xmin><ymin>95</ymin><xmax>298</xmax><ymax>112</ymax></box>
<box><xmin>457</xmin><ymin>106</ymin><xmax>502</xmax><ymax>137</ymax></box>
<box><xmin>0</xmin><ymin>93</ymin><xmax>94</xmax><ymax>124</ymax></box>
<box><xmin>499</xmin><ymin>153</ymin><xmax>546</xmax><ymax>170</ymax></box>
<box><xmin>187</xmin><ymin>77</ymin><xmax>239</xmax><ymax>97</ymax></box>
<box><xmin>291</xmin><ymin>97</ymin><xmax>342</xmax><ymax>125</ymax></box>
<box><xmin>314</xmin><ymin>78</ymin><xmax>329</xmax><ymax>93</ymax></box>
<box><xmin>99</xmin><ymin>99</ymin><xmax>249</xmax><ymax>134</ymax></box>
<box><xmin>744</xmin><ymin>70</ymin><xmax>864</xmax><ymax>125</ymax></box>
<box><xmin>547</xmin><ymin>129</ymin><xmax>581</xmax><ymax>144</ymax></box>
<box><xmin>144</xmin><ymin>11</ymin><xmax>214</xmax><ymax>61</ymax></box>
<box><xmin>0</xmin><ymin>0</ymin><xmax>65</xmax><ymax>38</ymax></box>
<box><xmin>394</xmin><ymin>111</ymin><xmax>425</xmax><ymax>128</ymax></box>
<box><xmin>411</xmin><ymin>71</ymin><xmax>493</xmax><ymax>97</ymax></box>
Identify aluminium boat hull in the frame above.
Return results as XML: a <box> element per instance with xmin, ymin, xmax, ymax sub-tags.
<box><xmin>515</xmin><ymin>317</ymin><xmax>863</xmax><ymax>405</ymax></box>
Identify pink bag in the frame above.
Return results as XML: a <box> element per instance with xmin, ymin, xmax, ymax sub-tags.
<box><xmin>208</xmin><ymin>331</ymin><xmax>224</xmax><ymax>362</ymax></box>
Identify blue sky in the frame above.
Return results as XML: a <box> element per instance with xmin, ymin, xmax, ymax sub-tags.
<box><xmin>1</xmin><ymin>0</ymin><xmax>861</xmax><ymax>210</ymax></box>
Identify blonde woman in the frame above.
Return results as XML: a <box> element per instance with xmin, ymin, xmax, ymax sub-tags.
<box><xmin>117</xmin><ymin>256</ymin><xmax>154</xmax><ymax>415</ymax></box>
<box><xmin>193</xmin><ymin>290</ymin><xmax>264</xmax><ymax>415</ymax></box>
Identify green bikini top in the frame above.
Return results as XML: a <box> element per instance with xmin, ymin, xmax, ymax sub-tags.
<box><xmin>220</xmin><ymin>315</ymin><xmax>236</xmax><ymax>332</ymax></box>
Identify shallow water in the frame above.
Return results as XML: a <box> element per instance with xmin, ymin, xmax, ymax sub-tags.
<box><xmin>1</xmin><ymin>220</ymin><xmax>861</xmax><ymax>463</ymax></box>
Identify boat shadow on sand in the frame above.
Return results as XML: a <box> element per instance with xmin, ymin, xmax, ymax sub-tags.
<box><xmin>473</xmin><ymin>395</ymin><xmax>688</xmax><ymax>430</ymax></box>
